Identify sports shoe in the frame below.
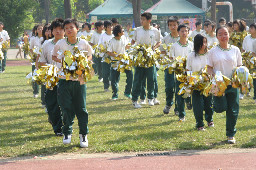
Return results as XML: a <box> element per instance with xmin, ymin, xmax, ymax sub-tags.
<box><xmin>63</xmin><ymin>134</ymin><xmax>72</xmax><ymax>144</ymax></box>
<box><xmin>79</xmin><ymin>134</ymin><xmax>88</xmax><ymax>148</ymax></box>
<box><xmin>178</xmin><ymin>117</ymin><xmax>185</xmax><ymax>122</ymax></box>
<box><xmin>112</xmin><ymin>97</ymin><xmax>118</xmax><ymax>100</ymax></box>
<box><xmin>33</xmin><ymin>94</ymin><xmax>39</xmax><ymax>98</ymax></box>
<box><xmin>186</xmin><ymin>102</ymin><xmax>192</xmax><ymax>110</ymax></box>
<box><xmin>45</xmin><ymin>108</ymin><xmax>48</xmax><ymax>113</ymax></box>
<box><xmin>239</xmin><ymin>94</ymin><xmax>244</xmax><ymax>100</ymax></box>
<box><xmin>247</xmin><ymin>93</ymin><xmax>251</xmax><ymax>97</ymax></box>
<box><xmin>41</xmin><ymin>104</ymin><xmax>46</xmax><ymax>108</ymax></box>
<box><xmin>140</xmin><ymin>99</ymin><xmax>147</xmax><ymax>105</ymax></box>
<box><xmin>208</xmin><ymin>122</ymin><xmax>214</xmax><ymax>127</ymax></box>
<box><xmin>153</xmin><ymin>98</ymin><xmax>160</xmax><ymax>105</ymax></box>
<box><xmin>198</xmin><ymin>127</ymin><xmax>205</xmax><ymax>131</ymax></box>
<box><xmin>174</xmin><ymin>111</ymin><xmax>179</xmax><ymax>116</ymax></box>
<box><xmin>124</xmin><ymin>93</ymin><xmax>132</xmax><ymax>99</ymax></box>
<box><xmin>104</xmin><ymin>88</ymin><xmax>109</xmax><ymax>92</ymax></box>
<box><xmin>133</xmin><ymin>101</ymin><xmax>141</xmax><ymax>109</ymax></box>
<box><xmin>227</xmin><ymin>137</ymin><xmax>236</xmax><ymax>144</ymax></box>
<box><xmin>163</xmin><ymin>105</ymin><xmax>171</xmax><ymax>114</ymax></box>
<box><xmin>148</xmin><ymin>99</ymin><xmax>154</xmax><ymax>106</ymax></box>
<box><xmin>99</xmin><ymin>78</ymin><xmax>103</xmax><ymax>82</ymax></box>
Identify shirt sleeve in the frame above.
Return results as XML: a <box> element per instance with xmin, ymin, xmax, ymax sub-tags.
<box><xmin>242</xmin><ymin>36</ymin><xmax>247</xmax><ymax>51</ymax></box>
<box><xmin>236</xmin><ymin>48</ymin><xmax>242</xmax><ymax>66</ymax></box>
<box><xmin>38</xmin><ymin>44</ymin><xmax>48</xmax><ymax>63</ymax></box>
<box><xmin>186</xmin><ymin>52</ymin><xmax>193</xmax><ymax>71</ymax></box>
<box><xmin>253</xmin><ymin>41</ymin><xmax>256</xmax><ymax>53</ymax></box>
<box><xmin>4</xmin><ymin>31</ymin><xmax>10</xmax><ymax>40</ymax></box>
<box><xmin>52</xmin><ymin>42</ymin><xmax>61</xmax><ymax>57</ymax></box>
<box><xmin>132</xmin><ymin>28</ymin><xmax>137</xmax><ymax>42</ymax></box>
<box><xmin>85</xmin><ymin>42</ymin><xmax>93</xmax><ymax>56</ymax></box>
<box><xmin>154</xmin><ymin>29</ymin><xmax>161</xmax><ymax>43</ymax></box>
<box><xmin>107</xmin><ymin>40</ymin><xmax>113</xmax><ymax>52</ymax></box>
<box><xmin>207</xmin><ymin>48</ymin><xmax>214</xmax><ymax>67</ymax></box>
<box><xmin>29</xmin><ymin>38</ymin><xmax>34</xmax><ymax>50</ymax></box>
<box><xmin>169</xmin><ymin>44</ymin><xmax>175</xmax><ymax>58</ymax></box>
<box><xmin>90</xmin><ymin>34</ymin><xmax>95</xmax><ymax>44</ymax></box>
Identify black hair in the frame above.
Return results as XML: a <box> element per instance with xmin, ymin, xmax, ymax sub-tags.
<box><xmin>95</xmin><ymin>21</ymin><xmax>104</xmax><ymax>29</ymax></box>
<box><xmin>35</xmin><ymin>24</ymin><xmax>43</xmax><ymax>36</ymax></box>
<box><xmin>32</xmin><ymin>25</ymin><xmax>38</xmax><ymax>36</ymax></box>
<box><xmin>204</xmin><ymin>22</ymin><xmax>211</xmax><ymax>27</ymax></box>
<box><xmin>63</xmin><ymin>18</ymin><xmax>79</xmax><ymax>29</ymax></box>
<box><xmin>51</xmin><ymin>18</ymin><xmax>64</xmax><ymax>30</ymax></box>
<box><xmin>111</xmin><ymin>18</ymin><xmax>118</xmax><ymax>24</ymax></box>
<box><xmin>226</xmin><ymin>22</ymin><xmax>233</xmax><ymax>28</ymax></box>
<box><xmin>113</xmin><ymin>25</ymin><xmax>122</xmax><ymax>37</ymax></box>
<box><xmin>104</xmin><ymin>20</ymin><xmax>112</xmax><ymax>30</ymax></box>
<box><xmin>194</xmin><ymin>34</ymin><xmax>207</xmax><ymax>57</ymax></box>
<box><xmin>141</xmin><ymin>12</ymin><xmax>152</xmax><ymax>20</ymax></box>
<box><xmin>216</xmin><ymin>26</ymin><xmax>228</xmax><ymax>35</ymax></box>
<box><xmin>195</xmin><ymin>21</ymin><xmax>202</xmax><ymax>27</ymax></box>
<box><xmin>177</xmin><ymin>24</ymin><xmax>188</xmax><ymax>32</ymax></box>
<box><xmin>152</xmin><ymin>23</ymin><xmax>157</xmax><ymax>27</ymax></box>
<box><xmin>82</xmin><ymin>23</ymin><xmax>91</xmax><ymax>30</ymax></box>
<box><xmin>249</xmin><ymin>23</ymin><xmax>256</xmax><ymax>30</ymax></box>
<box><xmin>42</xmin><ymin>23</ymin><xmax>51</xmax><ymax>43</ymax></box>
<box><xmin>167</xmin><ymin>16</ymin><xmax>179</xmax><ymax>25</ymax></box>
<box><xmin>219</xmin><ymin>17</ymin><xmax>226</xmax><ymax>23</ymax></box>
<box><xmin>233</xmin><ymin>19</ymin><xmax>246</xmax><ymax>32</ymax></box>
<box><xmin>204</xmin><ymin>19</ymin><xmax>211</xmax><ymax>23</ymax></box>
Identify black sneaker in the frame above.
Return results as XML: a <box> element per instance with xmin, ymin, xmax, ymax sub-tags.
<box><xmin>163</xmin><ymin>105</ymin><xmax>171</xmax><ymax>114</ymax></box>
<box><xmin>186</xmin><ymin>102</ymin><xmax>192</xmax><ymax>110</ymax></box>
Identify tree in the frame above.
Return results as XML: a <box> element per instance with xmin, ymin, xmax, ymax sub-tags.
<box><xmin>44</xmin><ymin>0</ymin><xmax>50</xmax><ymax>23</ymax></box>
<box><xmin>132</xmin><ymin>0</ymin><xmax>142</xmax><ymax>27</ymax></box>
<box><xmin>64</xmin><ymin>0</ymin><xmax>72</xmax><ymax>18</ymax></box>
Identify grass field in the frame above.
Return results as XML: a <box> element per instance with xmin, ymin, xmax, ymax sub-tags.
<box><xmin>0</xmin><ymin>64</ymin><xmax>256</xmax><ymax>158</ymax></box>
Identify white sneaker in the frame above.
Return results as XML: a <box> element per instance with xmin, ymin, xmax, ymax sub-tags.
<box><xmin>79</xmin><ymin>134</ymin><xmax>88</xmax><ymax>148</ymax></box>
<box><xmin>148</xmin><ymin>99</ymin><xmax>154</xmax><ymax>106</ymax></box>
<box><xmin>247</xmin><ymin>93</ymin><xmax>251</xmax><ymax>97</ymax></box>
<box><xmin>63</xmin><ymin>134</ymin><xmax>72</xmax><ymax>144</ymax></box>
<box><xmin>99</xmin><ymin>78</ymin><xmax>103</xmax><ymax>82</ymax></box>
<box><xmin>239</xmin><ymin>94</ymin><xmax>244</xmax><ymax>100</ymax></box>
<box><xmin>33</xmin><ymin>94</ymin><xmax>39</xmax><ymax>98</ymax></box>
<box><xmin>227</xmin><ymin>137</ymin><xmax>236</xmax><ymax>144</ymax></box>
<box><xmin>153</xmin><ymin>98</ymin><xmax>160</xmax><ymax>105</ymax></box>
<box><xmin>179</xmin><ymin>117</ymin><xmax>185</xmax><ymax>122</ymax></box>
<box><xmin>140</xmin><ymin>99</ymin><xmax>147</xmax><ymax>105</ymax></box>
<box><xmin>133</xmin><ymin>101</ymin><xmax>142</xmax><ymax>109</ymax></box>
<box><xmin>104</xmin><ymin>88</ymin><xmax>109</xmax><ymax>92</ymax></box>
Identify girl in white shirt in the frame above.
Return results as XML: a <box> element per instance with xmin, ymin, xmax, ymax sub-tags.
<box><xmin>207</xmin><ymin>26</ymin><xmax>242</xmax><ymax>144</ymax></box>
<box><xmin>187</xmin><ymin>34</ymin><xmax>214</xmax><ymax>131</ymax></box>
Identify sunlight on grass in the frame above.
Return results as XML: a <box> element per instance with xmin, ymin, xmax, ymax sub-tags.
<box><xmin>0</xmin><ymin>65</ymin><xmax>256</xmax><ymax>158</ymax></box>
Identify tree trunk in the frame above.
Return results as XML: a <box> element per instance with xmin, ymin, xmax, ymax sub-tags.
<box><xmin>64</xmin><ymin>0</ymin><xmax>72</xmax><ymax>19</ymax></box>
<box><xmin>211</xmin><ymin>0</ymin><xmax>216</xmax><ymax>22</ymax></box>
<box><xmin>132</xmin><ymin>0</ymin><xmax>142</xmax><ymax>27</ymax></box>
<box><xmin>44</xmin><ymin>0</ymin><xmax>50</xmax><ymax>23</ymax></box>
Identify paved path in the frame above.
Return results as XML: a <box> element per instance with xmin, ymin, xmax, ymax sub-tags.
<box><xmin>1</xmin><ymin>149</ymin><xmax>256</xmax><ymax>170</ymax></box>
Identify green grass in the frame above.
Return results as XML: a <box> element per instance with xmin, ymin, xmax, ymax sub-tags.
<box><xmin>1</xmin><ymin>64</ymin><xmax>256</xmax><ymax>158</ymax></box>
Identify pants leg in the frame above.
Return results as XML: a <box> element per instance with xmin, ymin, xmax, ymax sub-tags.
<box><xmin>146</xmin><ymin>66</ymin><xmax>155</xmax><ymax>100</ymax></box>
<box><xmin>124</xmin><ymin>69</ymin><xmax>133</xmax><ymax>95</ymax></box>
<box><xmin>204</xmin><ymin>95</ymin><xmax>213</xmax><ymax>123</ymax></box>
<box><xmin>92</xmin><ymin>55</ymin><xmax>97</xmax><ymax>74</ymax></box>
<box><xmin>213</xmin><ymin>95</ymin><xmax>227</xmax><ymax>113</ymax></box>
<box><xmin>176</xmin><ymin>80</ymin><xmax>186</xmax><ymax>118</ymax></box>
<box><xmin>96</xmin><ymin>57</ymin><xmax>102</xmax><ymax>79</ymax></box>
<box><xmin>58</xmin><ymin>80</ymin><xmax>75</xmax><ymax>135</ymax></box>
<box><xmin>73</xmin><ymin>82</ymin><xmax>89</xmax><ymax>135</ymax></box>
<box><xmin>102</xmin><ymin>62</ymin><xmax>111</xmax><ymax>90</ymax></box>
<box><xmin>32</xmin><ymin>65</ymin><xmax>39</xmax><ymax>95</ymax></box>
<box><xmin>153</xmin><ymin>66</ymin><xmax>158</xmax><ymax>98</ymax></box>
<box><xmin>111</xmin><ymin>68</ymin><xmax>120</xmax><ymax>98</ymax></box>
<box><xmin>253</xmin><ymin>79</ymin><xmax>256</xmax><ymax>99</ymax></box>
<box><xmin>164</xmin><ymin>69</ymin><xmax>175</xmax><ymax>107</ymax></box>
<box><xmin>45</xmin><ymin>86</ymin><xmax>62</xmax><ymax>132</ymax></box>
<box><xmin>174</xmin><ymin>76</ymin><xmax>178</xmax><ymax>112</ymax></box>
<box><xmin>132</xmin><ymin>67</ymin><xmax>145</xmax><ymax>101</ymax></box>
<box><xmin>192</xmin><ymin>90</ymin><xmax>205</xmax><ymax>128</ymax></box>
<box><xmin>41</xmin><ymin>85</ymin><xmax>46</xmax><ymax>105</ymax></box>
<box><xmin>2</xmin><ymin>50</ymin><xmax>7</xmax><ymax>71</ymax></box>
<box><xmin>140</xmin><ymin>75</ymin><xmax>146</xmax><ymax>100</ymax></box>
<box><xmin>225</xmin><ymin>87</ymin><xmax>239</xmax><ymax>137</ymax></box>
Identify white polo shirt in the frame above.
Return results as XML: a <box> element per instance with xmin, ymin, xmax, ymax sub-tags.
<box><xmin>186</xmin><ymin>51</ymin><xmax>208</xmax><ymax>72</ymax></box>
<box><xmin>170</xmin><ymin>41</ymin><xmax>193</xmax><ymax>59</ymax></box>
<box><xmin>90</xmin><ymin>31</ymin><xmax>103</xmax><ymax>45</ymax></box>
<box><xmin>242</xmin><ymin>35</ymin><xmax>256</xmax><ymax>52</ymax></box>
<box><xmin>0</xmin><ymin>30</ymin><xmax>10</xmax><ymax>43</ymax></box>
<box><xmin>132</xmin><ymin>26</ymin><xmax>160</xmax><ymax>46</ymax></box>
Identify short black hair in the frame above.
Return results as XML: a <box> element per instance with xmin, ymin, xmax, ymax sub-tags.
<box><xmin>95</xmin><ymin>21</ymin><xmax>104</xmax><ymax>29</ymax></box>
<box><xmin>141</xmin><ymin>12</ymin><xmax>152</xmax><ymax>20</ymax></box>
<box><xmin>51</xmin><ymin>18</ymin><xmax>64</xmax><ymax>30</ymax></box>
<box><xmin>226</xmin><ymin>22</ymin><xmax>233</xmax><ymax>28</ymax></box>
<box><xmin>113</xmin><ymin>25</ymin><xmax>122</xmax><ymax>37</ymax></box>
<box><xmin>111</xmin><ymin>18</ymin><xmax>118</xmax><ymax>24</ymax></box>
<box><xmin>104</xmin><ymin>20</ymin><xmax>112</xmax><ymax>29</ymax></box>
<box><xmin>167</xmin><ymin>16</ymin><xmax>179</xmax><ymax>25</ymax></box>
<box><xmin>63</xmin><ymin>18</ymin><xmax>79</xmax><ymax>29</ymax></box>
<box><xmin>219</xmin><ymin>17</ymin><xmax>226</xmax><ymax>23</ymax></box>
<box><xmin>195</xmin><ymin>21</ymin><xmax>202</xmax><ymax>27</ymax></box>
<box><xmin>249</xmin><ymin>23</ymin><xmax>256</xmax><ymax>30</ymax></box>
<box><xmin>204</xmin><ymin>19</ymin><xmax>211</xmax><ymax>23</ymax></box>
<box><xmin>177</xmin><ymin>24</ymin><xmax>188</xmax><ymax>32</ymax></box>
<box><xmin>84</xmin><ymin>23</ymin><xmax>91</xmax><ymax>30</ymax></box>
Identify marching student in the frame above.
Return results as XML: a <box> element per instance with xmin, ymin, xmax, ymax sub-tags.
<box><xmin>205</xmin><ymin>22</ymin><xmax>218</xmax><ymax>48</ymax></box>
<box><xmin>219</xmin><ymin>17</ymin><xmax>226</xmax><ymax>27</ymax></box>
<box><xmin>131</xmin><ymin>12</ymin><xmax>161</xmax><ymax>108</ymax></box>
<box><xmin>39</xmin><ymin>18</ymin><xmax>65</xmax><ymax>136</ymax></box>
<box><xmin>52</xmin><ymin>18</ymin><xmax>93</xmax><ymax>148</ymax></box>
<box><xmin>170</xmin><ymin>24</ymin><xmax>193</xmax><ymax>121</ymax></box>
<box><xmin>98</xmin><ymin>20</ymin><xmax>114</xmax><ymax>92</ymax></box>
<box><xmin>189</xmin><ymin>21</ymin><xmax>203</xmax><ymax>40</ymax></box>
<box><xmin>107</xmin><ymin>25</ymin><xmax>133</xmax><ymax>100</ymax></box>
<box><xmin>0</xmin><ymin>21</ymin><xmax>10</xmax><ymax>73</ymax></box>
<box><xmin>77</xmin><ymin>23</ymin><xmax>93</xmax><ymax>38</ymax></box>
<box><xmin>161</xmin><ymin>17</ymin><xmax>180</xmax><ymax>115</ymax></box>
<box><xmin>187</xmin><ymin>34</ymin><xmax>214</xmax><ymax>131</ymax></box>
<box><xmin>90</xmin><ymin>21</ymin><xmax>104</xmax><ymax>82</ymax></box>
<box><xmin>29</xmin><ymin>24</ymin><xmax>43</xmax><ymax>98</ymax></box>
<box><xmin>207</xmin><ymin>26</ymin><xmax>242</xmax><ymax>144</ymax></box>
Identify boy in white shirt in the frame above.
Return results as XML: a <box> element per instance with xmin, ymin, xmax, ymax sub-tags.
<box><xmin>0</xmin><ymin>22</ymin><xmax>10</xmax><ymax>73</ymax></box>
<box><xmin>131</xmin><ymin>12</ymin><xmax>161</xmax><ymax>108</ymax></box>
<box><xmin>77</xmin><ymin>23</ymin><xmax>93</xmax><ymax>38</ymax></box>
<box><xmin>90</xmin><ymin>21</ymin><xmax>104</xmax><ymax>82</ymax></box>
<box><xmin>189</xmin><ymin>21</ymin><xmax>202</xmax><ymax>40</ymax></box>
<box><xmin>205</xmin><ymin>22</ymin><xmax>218</xmax><ymax>48</ymax></box>
<box><xmin>99</xmin><ymin>21</ymin><xmax>114</xmax><ymax>91</ymax></box>
<box><xmin>52</xmin><ymin>18</ymin><xmax>93</xmax><ymax>148</ymax></box>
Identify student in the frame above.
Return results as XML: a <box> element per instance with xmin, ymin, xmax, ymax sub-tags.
<box><xmin>23</xmin><ymin>32</ymin><xmax>29</xmax><ymax>59</ymax></box>
<box><xmin>226</xmin><ymin>22</ymin><xmax>233</xmax><ymax>36</ymax></box>
<box><xmin>39</xmin><ymin>18</ymin><xmax>65</xmax><ymax>136</ymax></box>
<box><xmin>52</xmin><ymin>18</ymin><xmax>93</xmax><ymax>148</ymax></box>
<box><xmin>0</xmin><ymin>21</ymin><xmax>10</xmax><ymax>73</ymax></box>
<box><xmin>124</xmin><ymin>23</ymin><xmax>133</xmax><ymax>43</ymax></box>
<box><xmin>170</xmin><ymin>24</ymin><xmax>193</xmax><ymax>121</ymax></box>
<box><xmin>111</xmin><ymin>18</ymin><xmax>119</xmax><ymax>27</ymax></box>
<box><xmin>131</xmin><ymin>12</ymin><xmax>161</xmax><ymax>108</ymax></box>
<box><xmin>29</xmin><ymin>24</ymin><xmax>43</xmax><ymax>98</ymax></box>
<box><xmin>161</xmin><ymin>17</ymin><xmax>180</xmax><ymax>114</ymax></box>
<box><xmin>230</xmin><ymin>19</ymin><xmax>247</xmax><ymax>51</ymax></box>
<box><xmin>98</xmin><ymin>20</ymin><xmax>114</xmax><ymax>92</ymax></box>
<box><xmin>219</xmin><ymin>17</ymin><xmax>226</xmax><ymax>27</ymax></box>
<box><xmin>90</xmin><ymin>21</ymin><xmax>104</xmax><ymax>82</ymax></box>
<box><xmin>205</xmin><ymin>22</ymin><xmax>218</xmax><ymax>48</ymax></box>
<box><xmin>189</xmin><ymin>21</ymin><xmax>203</xmax><ymax>39</ymax></box>
<box><xmin>77</xmin><ymin>23</ymin><xmax>93</xmax><ymax>38</ymax></box>
<box><xmin>202</xmin><ymin>20</ymin><xmax>211</xmax><ymax>36</ymax></box>
<box><xmin>15</xmin><ymin>37</ymin><xmax>23</xmax><ymax>59</ymax></box>
<box><xmin>207</xmin><ymin>26</ymin><xmax>242</xmax><ymax>144</ymax></box>
<box><xmin>107</xmin><ymin>25</ymin><xmax>133</xmax><ymax>100</ymax></box>
<box><xmin>187</xmin><ymin>34</ymin><xmax>214</xmax><ymax>131</ymax></box>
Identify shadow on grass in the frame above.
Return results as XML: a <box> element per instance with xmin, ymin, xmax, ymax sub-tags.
<box><xmin>0</xmin><ymin>96</ymin><xmax>31</xmax><ymax>102</ymax></box>
<box><xmin>0</xmin><ymin>112</ymin><xmax>47</xmax><ymax>124</ymax></box>
<box><xmin>241</xmin><ymin>136</ymin><xmax>256</xmax><ymax>148</ymax></box>
<box><xmin>89</xmin><ymin>103</ymin><xmax>134</xmax><ymax>114</ymax></box>
<box><xmin>0</xmin><ymin>105</ymin><xmax>43</xmax><ymax>113</ymax></box>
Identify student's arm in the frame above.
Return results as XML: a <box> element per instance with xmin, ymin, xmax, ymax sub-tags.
<box><xmin>52</xmin><ymin>44</ymin><xmax>62</xmax><ymax>63</ymax></box>
<box><xmin>107</xmin><ymin>51</ymin><xmax>115</xmax><ymax>57</ymax></box>
<box><xmin>153</xmin><ymin>41</ymin><xmax>161</xmax><ymax>51</ymax></box>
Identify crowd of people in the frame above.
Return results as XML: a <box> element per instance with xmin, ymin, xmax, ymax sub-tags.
<box><xmin>1</xmin><ymin>12</ymin><xmax>255</xmax><ymax>147</ymax></box>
